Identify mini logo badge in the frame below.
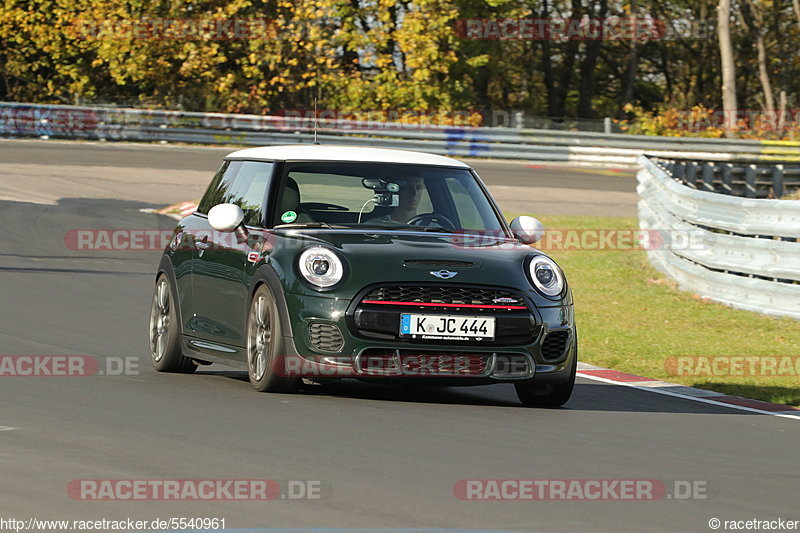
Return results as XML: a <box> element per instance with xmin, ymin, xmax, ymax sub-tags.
<box><xmin>430</xmin><ymin>270</ymin><xmax>458</xmax><ymax>279</ymax></box>
<box><xmin>493</xmin><ymin>297</ymin><xmax>519</xmax><ymax>304</ymax></box>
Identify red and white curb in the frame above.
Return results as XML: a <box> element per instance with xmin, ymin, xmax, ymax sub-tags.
<box><xmin>577</xmin><ymin>362</ymin><xmax>800</xmax><ymax>420</ymax></box>
<box><xmin>140</xmin><ymin>201</ymin><xmax>198</xmax><ymax>220</ymax></box>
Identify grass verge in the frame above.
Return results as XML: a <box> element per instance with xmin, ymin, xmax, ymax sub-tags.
<box><xmin>517</xmin><ymin>214</ymin><xmax>800</xmax><ymax>407</ymax></box>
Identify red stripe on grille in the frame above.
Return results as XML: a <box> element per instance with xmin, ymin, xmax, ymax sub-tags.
<box><xmin>361</xmin><ymin>300</ymin><xmax>526</xmax><ymax>310</ymax></box>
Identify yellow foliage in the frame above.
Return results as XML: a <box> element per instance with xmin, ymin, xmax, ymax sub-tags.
<box><xmin>619</xmin><ymin>103</ymin><xmax>800</xmax><ymax>141</ymax></box>
<box><xmin>0</xmin><ymin>0</ymin><xmax>464</xmax><ymax>114</ymax></box>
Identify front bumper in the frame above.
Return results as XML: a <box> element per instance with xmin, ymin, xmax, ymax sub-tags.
<box><xmin>279</xmin><ymin>288</ymin><xmax>576</xmax><ymax>384</ymax></box>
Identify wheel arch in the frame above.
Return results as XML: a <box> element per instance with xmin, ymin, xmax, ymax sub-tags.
<box><xmin>248</xmin><ymin>263</ymin><xmax>294</xmax><ymax>339</ymax></box>
<box><xmin>155</xmin><ymin>255</ymin><xmax>185</xmax><ymax>337</ymax></box>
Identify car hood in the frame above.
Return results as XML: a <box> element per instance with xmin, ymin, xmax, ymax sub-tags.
<box><xmin>271</xmin><ymin>229</ymin><xmax>564</xmax><ymax>304</ymax></box>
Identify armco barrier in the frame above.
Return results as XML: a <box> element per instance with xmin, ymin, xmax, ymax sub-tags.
<box><xmin>650</xmin><ymin>155</ymin><xmax>800</xmax><ymax>198</ymax></box>
<box><xmin>637</xmin><ymin>154</ymin><xmax>800</xmax><ymax>319</ymax></box>
<box><xmin>3</xmin><ymin>102</ymin><xmax>800</xmax><ymax>167</ymax></box>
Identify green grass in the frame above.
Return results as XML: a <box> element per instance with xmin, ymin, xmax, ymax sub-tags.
<box><xmin>514</xmin><ymin>214</ymin><xmax>800</xmax><ymax>407</ymax></box>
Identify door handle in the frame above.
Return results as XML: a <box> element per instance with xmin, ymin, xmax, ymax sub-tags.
<box><xmin>196</xmin><ymin>235</ymin><xmax>210</xmax><ymax>250</ymax></box>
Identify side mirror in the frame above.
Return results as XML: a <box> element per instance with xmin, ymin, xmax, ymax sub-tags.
<box><xmin>509</xmin><ymin>216</ymin><xmax>544</xmax><ymax>244</ymax></box>
<box><xmin>208</xmin><ymin>203</ymin><xmax>248</xmax><ymax>242</ymax></box>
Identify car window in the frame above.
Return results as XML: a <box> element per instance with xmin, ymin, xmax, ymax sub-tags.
<box><xmin>197</xmin><ymin>161</ymin><xmax>275</xmax><ymax>226</ymax></box>
<box><xmin>271</xmin><ymin>162</ymin><xmax>503</xmax><ymax>233</ymax></box>
<box><xmin>443</xmin><ymin>176</ymin><xmax>492</xmax><ymax>230</ymax></box>
<box><xmin>286</xmin><ymin>172</ymin><xmax>433</xmax><ymax>217</ymax></box>
<box><xmin>290</xmin><ymin>172</ymin><xmax>379</xmax><ymax>214</ymax></box>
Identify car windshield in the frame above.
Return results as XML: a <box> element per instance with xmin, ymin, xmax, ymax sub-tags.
<box><xmin>271</xmin><ymin>162</ymin><xmax>506</xmax><ymax>234</ymax></box>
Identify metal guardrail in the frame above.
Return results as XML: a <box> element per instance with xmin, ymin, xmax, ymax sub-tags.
<box><xmin>637</xmin><ymin>154</ymin><xmax>800</xmax><ymax>320</ymax></box>
<box><xmin>3</xmin><ymin>102</ymin><xmax>800</xmax><ymax>167</ymax></box>
<box><xmin>650</xmin><ymin>155</ymin><xmax>800</xmax><ymax>198</ymax></box>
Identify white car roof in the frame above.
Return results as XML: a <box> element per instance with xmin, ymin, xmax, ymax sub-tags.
<box><xmin>225</xmin><ymin>144</ymin><xmax>470</xmax><ymax>168</ymax></box>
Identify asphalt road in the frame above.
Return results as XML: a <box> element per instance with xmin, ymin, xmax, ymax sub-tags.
<box><xmin>0</xmin><ymin>139</ymin><xmax>636</xmax><ymax>191</ymax></box>
<box><xmin>0</xmin><ymin>139</ymin><xmax>797</xmax><ymax>533</ymax></box>
<box><xmin>0</xmin><ymin>139</ymin><xmax>638</xmax><ymax>216</ymax></box>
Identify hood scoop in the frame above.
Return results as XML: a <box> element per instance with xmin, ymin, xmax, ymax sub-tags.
<box><xmin>403</xmin><ymin>259</ymin><xmax>478</xmax><ymax>269</ymax></box>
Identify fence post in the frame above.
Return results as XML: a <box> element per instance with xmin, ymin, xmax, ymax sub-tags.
<box><xmin>686</xmin><ymin>161</ymin><xmax>698</xmax><ymax>188</ymax></box>
<box><xmin>772</xmin><ymin>164</ymin><xmax>784</xmax><ymax>198</ymax></box>
<box><xmin>701</xmin><ymin>163</ymin><xmax>715</xmax><ymax>192</ymax></box>
<box><xmin>721</xmin><ymin>163</ymin><xmax>733</xmax><ymax>194</ymax></box>
<box><xmin>674</xmin><ymin>161</ymin><xmax>686</xmax><ymax>181</ymax></box>
<box><xmin>745</xmin><ymin>164</ymin><xmax>757</xmax><ymax>198</ymax></box>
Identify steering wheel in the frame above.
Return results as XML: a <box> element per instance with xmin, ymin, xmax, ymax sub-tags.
<box><xmin>406</xmin><ymin>213</ymin><xmax>456</xmax><ymax>230</ymax></box>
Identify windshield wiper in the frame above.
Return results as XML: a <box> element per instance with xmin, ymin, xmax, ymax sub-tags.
<box><xmin>414</xmin><ymin>226</ymin><xmax>456</xmax><ymax>233</ymax></box>
<box><xmin>273</xmin><ymin>222</ymin><xmax>348</xmax><ymax>229</ymax></box>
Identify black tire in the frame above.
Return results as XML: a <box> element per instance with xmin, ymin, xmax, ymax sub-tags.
<box><xmin>247</xmin><ymin>284</ymin><xmax>297</xmax><ymax>393</ymax></box>
<box><xmin>515</xmin><ymin>331</ymin><xmax>577</xmax><ymax>408</ymax></box>
<box><xmin>149</xmin><ymin>274</ymin><xmax>197</xmax><ymax>374</ymax></box>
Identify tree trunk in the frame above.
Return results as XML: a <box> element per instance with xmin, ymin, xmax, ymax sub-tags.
<box><xmin>717</xmin><ymin>0</ymin><xmax>738</xmax><ymax>136</ymax></box>
<box><xmin>740</xmin><ymin>0</ymin><xmax>775</xmax><ymax>120</ymax></box>
<box><xmin>755</xmin><ymin>35</ymin><xmax>774</xmax><ymax>112</ymax></box>
<box><xmin>793</xmin><ymin>0</ymin><xmax>800</xmax><ymax>27</ymax></box>
<box><xmin>620</xmin><ymin>0</ymin><xmax>639</xmax><ymax>112</ymax></box>
<box><xmin>540</xmin><ymin>0</ymin><xmax>557</xmax><ymax>117</ymax></box>
<box><xmin>778</xmin><ymin>90</ymin><xmax>787</xmax><ymax>133</ymax></box>
<box><xmin>578</xmin><ymin>0</ymin><xmax>608</xmax><ymax>118</ymax></box>
<box><xmin>554</xmin><ymin>0</ymin><xmax>583</xmax><ymax>117</ymax></box>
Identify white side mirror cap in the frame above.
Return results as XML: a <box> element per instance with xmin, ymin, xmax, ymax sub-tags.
<box><xmin>510</xmin><ymin>216</ymin><xmax>544</xmax><ymax>244</ymax></box>
<box><xmin>208</xmin><ymin>203</ymin><xmax>245</xmax><ymax>232</ymax></box>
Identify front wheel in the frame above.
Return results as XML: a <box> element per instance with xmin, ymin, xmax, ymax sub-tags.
<box><xmin>149</xmin><ymin>274</ymin><xmax>196</xmax><ymax>373</ymax></box>
<box><xmin>515</xmin><ymin>333</ymin><xmax>577</xmax><ymax>407</ymax></box>
<box><xmin>247</xmin><ymin>284</ymin><xmax>296</xmax><ymax>393</ymax></box>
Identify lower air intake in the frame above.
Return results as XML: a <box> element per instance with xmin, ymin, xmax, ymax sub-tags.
<box><xmin>541</xmin><ymin>330</ymin><xmax>570</xmax><ymax>361</ymax></box>
<box><xmin>309</xmin><ymin>322</ymin><xmax>344</xmax><ymax>352</ymax></box>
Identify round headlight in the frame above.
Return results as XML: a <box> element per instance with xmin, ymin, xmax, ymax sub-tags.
<box><xmin>528</xmin><ymin>256</ymin><xmax>564</xmax><ymax>297</ymax></box>
<box><xmin>298</xmin><ymin>247</ymin><xmax>344</xmax><ymax>288</ymax></box>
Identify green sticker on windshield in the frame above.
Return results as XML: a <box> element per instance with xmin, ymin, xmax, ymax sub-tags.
<box><xmin>281</xmin><ymin>210</ymin><xmax>297</xmax><ymax>223</ymax></box>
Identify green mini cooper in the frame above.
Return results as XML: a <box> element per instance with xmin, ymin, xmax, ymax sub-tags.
<box><xmin>149</xmin><ymin>145</ymin><xmax>577</xmax><ymax>407</ymax></box>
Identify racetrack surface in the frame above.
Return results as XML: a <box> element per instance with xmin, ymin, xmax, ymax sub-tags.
<box><xmin>0</xmin><ymin>139</ymin><xmax>638</xmax><ymax>216</ymax></box>
<box><xmin>0</xmin><ymin>139</ymin><xmax>797</xmax><ymax>533</ymax></box>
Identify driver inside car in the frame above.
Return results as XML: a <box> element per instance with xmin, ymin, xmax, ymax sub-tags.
<box><xmin>390</xmin><ymin>176</ymin><xmax>425</xmax><ymax>223</ymax></box>
<box><xmin>365</xmin><ymin>176</ymin><xmax>427</xmax><ymax>224</ymax></box>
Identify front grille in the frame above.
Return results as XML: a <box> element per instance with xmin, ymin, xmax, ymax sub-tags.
<box><xmin>541</xmin><ymin>330</ymin><xmax>569</xmax><ymax>361</ymax></box>
<box><xmin>362</xmin><ymin>285</ymin><xmax>527</xmax><ymax>310</ymax></box>
<box><xmin>309</xmin><ymin>322</ymin><xmax>344</xmax><ymax>352</ymax></box>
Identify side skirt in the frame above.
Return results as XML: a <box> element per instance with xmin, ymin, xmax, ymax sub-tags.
<box><xmin>180</xmin><ymin>336</ymin><xmax>248</xmax><ymax>370</ymax></box>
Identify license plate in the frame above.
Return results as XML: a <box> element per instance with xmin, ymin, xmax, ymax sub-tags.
<box><xmin>400</xmin><ymin>314</ymin><xmax>495</xmax><ymax>340</ymax></box>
